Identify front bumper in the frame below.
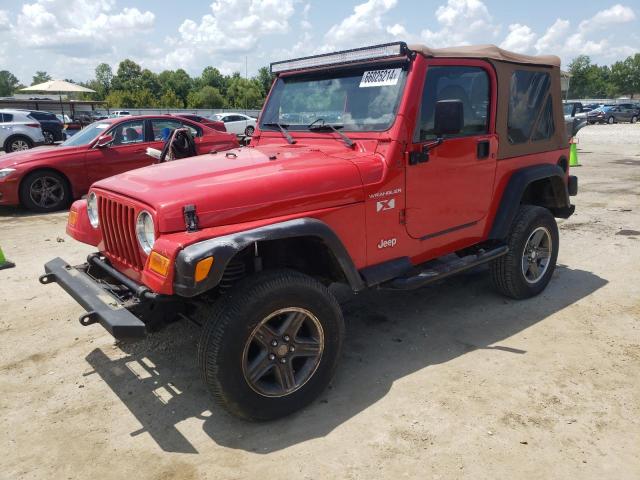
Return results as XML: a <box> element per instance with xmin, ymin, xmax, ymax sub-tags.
<box><xmin>40</xmin><ymin>257</ymin><xmax>146</xmax><ymax>339</ymax></box>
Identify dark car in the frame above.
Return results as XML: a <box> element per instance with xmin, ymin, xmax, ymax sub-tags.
<box><xmin>173</xmin><ymin>114</ymin><xmax>227</xmax><ymax>132</ymax></box>
<box><xmin>588</xmin><ymin>104</ymin><xmax>638</xmax><ymax>124</ymax></box>
<box><xmin>21</xmin><ymin>110</ymin><xmax>65</xmax><ymax>144</ymax></box>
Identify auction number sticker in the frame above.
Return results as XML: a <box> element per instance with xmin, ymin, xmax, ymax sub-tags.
<box><xmin>359</xmin><ymin>68</ymin><xmax>401</xmax><ymax>88</ymax></box>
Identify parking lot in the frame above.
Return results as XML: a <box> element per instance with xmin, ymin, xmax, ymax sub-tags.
<box><xmin>0</xmin><ymin>124</ymin><xmax>639</xmax><ymax>478</ymax></box>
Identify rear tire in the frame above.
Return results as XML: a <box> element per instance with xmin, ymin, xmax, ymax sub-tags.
<box><xmin>631</xmin><ymin>116</ymin><xmax>638</xmax><ymax>124</ymax></box>
<box><xmin>608</xmin><ymin>116</ymin><xmax>615</xmax><ymax>124</ymax></box>
<box><xmin>489</xmin><ymin>205</ymin><xmax>559</xmax><ymax>299</ymax></box>
<box><xmin>19</xmin><ymin>170</ymin><xmax>71</xmax><ymax>212</ymax></box>
<box><xmin>245</xmin><ymin>125</ymin><xmax>255</xmax><ymax>136</ymax></box>
<box><xmin>43</xmin><ymin>130</ymin><xmax>54</xmax><ymax>144</ymax></box>
<box><xmin>5</xmin><ymin>136</ymin><xmax>33</xmax><ymax>152</ymax></box>
<box><xmin>196</xmin><ymin>269</ymin><xmax>344</xmax><ymax>421</ymax></box>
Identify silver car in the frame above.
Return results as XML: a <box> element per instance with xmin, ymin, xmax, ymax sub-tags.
<box><xmin>0</xmin><ymin>109</ymin><xmax>46</xmax><ymax>152</ymax></box>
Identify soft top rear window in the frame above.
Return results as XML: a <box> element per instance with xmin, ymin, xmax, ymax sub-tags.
<box><xmin>507</xmin><ymin>70</ymin><xmax>551</xmax><ymax>144</ymax></box>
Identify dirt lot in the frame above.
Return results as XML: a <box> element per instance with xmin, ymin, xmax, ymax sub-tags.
<box><xmin>1</xmin><ymin>124</ymin><xmax>639</xmax><ymax>479</ymax></box>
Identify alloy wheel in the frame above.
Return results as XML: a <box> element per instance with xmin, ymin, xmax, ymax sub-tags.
<box><xmin>242</xmin><ymin>307</ymin><xmax>324</xmax><ymax>397</ymax></box>
<box><xmin>521</xmin><ymin>227</ymin><xmax>552</xmax><ymax>284</ymax></box>
<box><xmin>29</xmin><ymin>176</ymin><xmax>64</xmax><ymax>209</ymax></box>
<box><xmin>10</xmin><ymin>139</ymin><xmax>30</xmax><ymax>151</ymax></box>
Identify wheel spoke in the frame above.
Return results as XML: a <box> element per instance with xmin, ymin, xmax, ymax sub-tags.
<box><xmin>253</xmin><ymin>324</ymin><xmax>277</xmax><ymax>347</ymax></box>
<box><xmin>531</xmin><ymin>229</ymin><xmax>545</xmax><ymax>247</ymax></box>
<box><xmin>537</xmin><ymin>248</ymin><xmax>551</xmax><ymax>259</ymax></box>
<box><xmin>247</xmin><ymin>351</ymin><xmax>274</xmax><ymax>383</ymax></box>
<box><xmin>280</xmin><ymin>311</ymin><xmax>307</xmax><ymax>338</ymax></box>
<box><xmin>528</xmin><ymin>261</ymin><xmax>540</xmax><ymax>279</ymax></box>
<box><xmin>292</xmin><ymin>340</ymin><xmax>321</xmax><ymax>358</ymax></box>
<box><xmin>275</xmin><ymin>361</ymin><xmax>296</xmax><ymax>391</ymax></box>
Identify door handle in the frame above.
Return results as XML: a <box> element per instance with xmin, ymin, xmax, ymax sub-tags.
<box><xmin>477</xmin><ymin>140</ymin><xmax>490</xmax><ymax>159</ymax></box>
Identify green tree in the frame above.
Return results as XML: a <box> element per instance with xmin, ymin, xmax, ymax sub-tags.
<box><xmin>158</xmin><ymin>69</ymin><xmax>193</xmax><ymax>107</ymax></box>
<box><xmin>132</xmin><ymin>88</ymin><xmax>157</xmax><ymax>108</ymax></box>
<box><xmin>94</xmin><ymin>63</ymin><xmax>113</xmax><ymax>97</ymax></box>
<box><xmin>610</xmin><ymin>54</ymin><xmax>640</xmax><ymax>99</ymax></box>
<box><xmin>140</xmin><ymin>69</ymin><xmax>161</xmax><ymax>97</ymax></box>
<box><xmin>111</xmin><ymin>59</ymin><xmax>143</xmax><ymax>91</ymax></box>
<box><xmin>226</xmin><ymin>76</ymin><xmax>264</xmax><ymax>109</ymax></box>
<box><xmin>187</xmin><ymin>86</ymin><xmax>226</xmax><ymax>108</ymax></box>
<box><xmin>0</xmin><ymin>70</ymin><xmax>20</xmax><ymax>96</ymax></box>
<box><xmin>31</xmin><ymin>71</ymin><xmax>52</xmax><ymax>85</ymax></box>
<box><xmin>104</xmin><ymin>89</ymin><xmax>136</xmax><ymax>108</ymax></box>
<box><xmin>158</xmin><ymin>89</ymin><xmax>182</xmax><ymax>108</ymax></box>
<box><xmin>199</xmin><ymin>66</ymin><xmax>227</xmax><ymax>93</ymax></box>
<box><xmin>567</xmin><ymin>56</ymin><xmax>611</xmax><ymax>99</ymax></box>
<box><xmin>256</xmin><ymin>66</ymin><xmax>275</xmax><ymax>96</ymax></box>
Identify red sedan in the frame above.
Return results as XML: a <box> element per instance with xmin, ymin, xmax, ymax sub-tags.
<box><xmin>173</xmin><ymin>114</ymin><xmax>227</xmax><ymax>132</ymax></box>
<box><xmin>0</xmin><ymin>115</ymin><xmax>238</xmax><ymax>212</ymax></box>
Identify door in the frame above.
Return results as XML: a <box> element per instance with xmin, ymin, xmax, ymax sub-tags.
<box><xmin>84</xmin><ymin>119</ymin><xmax>151</xmax><ymax>184</ymax></box>
<box><xmin>148</xmin><ymin>118</ymin><xmax>212</xmax><ymax>155</ymax></box>
<box><xmin>405</xmin><ymin>64</ymin><xmax>497</xmax><ymax>240</ymax></box>
<box><xmin>223</xmin><ymin>115</ymin><xmax>246</xmax><ymax>135</ymax></box>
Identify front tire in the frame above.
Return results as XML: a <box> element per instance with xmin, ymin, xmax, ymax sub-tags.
<box><xmin>489</xmin><ymin>205</ymin><xmax>559</xmax><ymax>299</ymax></box>
<box><xmin>244</xmin><ymin>125</ymin><xmax>255</xmax><ymax>136</ymax></box>
<box><xmin>631</xmin><ymin>116</ymin><xmax>637</xmax><ymax>124</ymax></box>
<box><xmin>608</xmin><ymin>116</ymin><xmax>615</xmax><ymax>124</ymax></box>
<box><xmin>43</xmin><ymin>130</ymin><xmax>54</xmax><ymax>144</ymax></box>
<box><xmin>19</xmin><ymin>170</ymin><xmax>71</xmax><ymax>212</ymax></box>
<box><xmin>197</xmin><ymin>269</ymin><xmax>344</xmax><ymax>421</ymax></box>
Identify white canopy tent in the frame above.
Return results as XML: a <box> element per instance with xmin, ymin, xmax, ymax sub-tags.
<box><xmin>20</xmin><ymin>80</ymin><xmax>96</xmax><ymax>120</ymax></box>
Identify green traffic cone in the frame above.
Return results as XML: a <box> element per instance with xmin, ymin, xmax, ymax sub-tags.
<box><xmin>0</xmin><ymin>245</ymin><xmax>15</xmax><ymax>270</ymax></box>
<box><xmin>569</xmin><ymin>142</ymin><xmax>580</xmax><ymax>167</ymax></box>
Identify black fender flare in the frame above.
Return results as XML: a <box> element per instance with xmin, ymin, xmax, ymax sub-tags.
<box><xmin>173</xmin><ymin>217</ymin><xmax>365</xmax><ymax>297</ymax></box>
<box><xmin>488</xmin><ymin>164</ymin><xmax>571</xmax><ymax>240</ymax></box>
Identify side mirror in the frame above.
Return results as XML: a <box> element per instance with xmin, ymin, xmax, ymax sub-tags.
<box><xmin>434</xmin><ymin>99</ymin><xmax>464</xmax><ymax>136</ymax></box>
<box><xmin>95</xmin><ymin>134</ymin><xmax>113</xmax><ymax>148</ymax></box>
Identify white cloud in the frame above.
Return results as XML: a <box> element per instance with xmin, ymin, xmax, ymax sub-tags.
<box><xmin>580</xmin><ymin>4</ymin><xmax>635</xmax><ymax>30</ymax></box>
<box><xmin>0</xmin><ymin>10</ymin><xmax>10</xmax><ymax>31</ymax></box>
<box><xmin>535</xmin><ymin>18</ymin><xmax>570</xmax><ymax>53</ymax></box>
<box><xmin>156</xmin><ymin>0</ymin><xmax>295</xmax><ymax>70</ymax></box>
<box><xmin>323</xmin><ymin>0</ymin><xmax>398</xmax><ymax>50</ymax></box>
<box><xmin>12</xmin><ymin>0</ymin><xmax>154</xmax><ymax>54</ymax></box>
<box><xmin>421</xmin><ymin>0</ymin><xmax>499</xmax><ymax>47</ymax></box>
<box><xmin>500</xmin><ymin>23</ymin><xmax>536</xmax><ymax>52</ymax></box>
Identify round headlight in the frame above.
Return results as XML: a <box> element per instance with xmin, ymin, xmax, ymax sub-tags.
<box><xmin>136</xmin><ymin>211</ymin><xmax>155</xmax><ymax>255</ymax></box>
<box><xmin>87</xmin><ymin>192</ymin><xmax>99</xmax><ymax>229</ymax></box>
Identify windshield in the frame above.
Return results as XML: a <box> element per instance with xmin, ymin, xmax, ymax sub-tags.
<box><xmin>61</xmin><ymin>122</ymin><xmax>111</xmax><ymax>147</ymax></box>
<box><xmin>260</xmin><ymin>65</ymin><xmax>407</xmax><ymax>132</ymax></box>
<box><xmin>563</xmin><ymin>104</ymin><xmax>573</xmax><ymax>115</ymax></box>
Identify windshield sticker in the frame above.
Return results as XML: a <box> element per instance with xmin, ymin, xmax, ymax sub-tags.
<box><xmin>360</xmin><ymin>69</ymin><xmax>401</xmax><ymax>88</ymax></box>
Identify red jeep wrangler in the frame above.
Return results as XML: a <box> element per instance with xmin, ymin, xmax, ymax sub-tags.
<box><xmin>42</xmin><ymin>42</ymin><xmax>578</xmax><ymax>420</ymax></box>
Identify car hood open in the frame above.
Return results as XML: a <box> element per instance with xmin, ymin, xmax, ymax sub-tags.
<box><xmin>93</xmin><ymin>144</ymin><xmax>370</xmax><ymax>233</ymax></box>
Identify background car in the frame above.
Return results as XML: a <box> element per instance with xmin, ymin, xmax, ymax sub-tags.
<box><xmin>56</xmin><ymin>114</ymin><xmax>82</xmax><ymax>137</ymax></box>
<box><xmin>588</xmin><ymin>104</ymin><xmax>638</xmax><ymax>124</ymax></box>
<box><xmin>587</xmin><ymin>106</ymin><xmax>614</xmax><ymax>124</ymax></box>
<box><xmin>110</xmin><ymin>110</ymin><xmax>131</xmax><ymax>118</ymax></box>
<box><xmin>173</xmin><ymin>114</ymin><xmax>227</xmax><ymax>132</ymax></box>
<box><xmin>21</xmin><ymin>110</ymin><xmax>65</xmax><ymax>144</ymax></box>
<box><xmin>0</xmin><ymin>109</ymin><xmax>45</xmax><ymax>152</ymax></box>
<box><xmin>0</xmin><ymin>115</ymin><xmax>238</xmax><ymax>212</ymax></box>
<box><xmin>212</xmin><ymin>112</ymin><xmax>257</xmax><ymax>136</ymax></box>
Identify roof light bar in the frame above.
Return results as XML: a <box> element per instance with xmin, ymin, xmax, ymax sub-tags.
<box><xmin>270</xmin><ymin>42</ymin><xmax>408</xmax><ymax>74</ymax></box>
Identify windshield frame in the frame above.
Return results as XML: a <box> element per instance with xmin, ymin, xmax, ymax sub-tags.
<box><xmin>260</xmin><ymin>62</ymin><xmax>409</xmax><ymax>134</ymax></box>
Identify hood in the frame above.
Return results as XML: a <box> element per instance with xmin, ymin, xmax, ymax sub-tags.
<box><xmin>94</xmin><ymin>144</ymin><xmax>374</xmax><ymax>233</ymax></box>
<box><xmin>0</xmin><ymin>145</ymin><xmax>80</xmax><ymax>169</ymax></box>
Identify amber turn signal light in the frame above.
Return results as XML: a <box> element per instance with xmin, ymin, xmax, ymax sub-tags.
<box><xmin>68</xmin><ymin>210</ymin><xmax>78</xmax><ymax>227</ymax></box>
<box><xmin>195</xmin><ymin>256</ymin><xmax>214</xmax><ymax>282</ymax></box>
<box><xmin>149</xmin><ymin>252</ymin><xmax>170</xmax><ymax>277</ymax></box>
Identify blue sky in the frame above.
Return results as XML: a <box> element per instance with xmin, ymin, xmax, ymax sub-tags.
<box><xmin>0</xmin><ymin>0</ymin><xmax>638</xmax><ymax>84</ymax></box>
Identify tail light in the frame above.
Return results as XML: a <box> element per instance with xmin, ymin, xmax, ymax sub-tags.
<box><xmin>25</xmin><ymin>123</ymin><xmax>41</xmax><ymax>128</ymax></box>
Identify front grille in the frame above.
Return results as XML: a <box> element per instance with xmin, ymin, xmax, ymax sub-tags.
<box><xmin>98</xmin><ymin>196</ymin><xmax>145</xmax><ymax>270</ymax></box>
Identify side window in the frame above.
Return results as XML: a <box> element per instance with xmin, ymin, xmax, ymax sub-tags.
<box><xmin>110</xmin><ymin>120</ymin><xmax>145</xmax><ymax>145</ymax></box>
<box><xmin>3</xmin><ymin>113</ymin><xmax>13</xmax><ymax>122</ymax></box>
<box><xmin>532</xmin><ymin>96</ymin><xmax>555</xmax><ymax>141</ymax></box>
<box><xmin>150</xmin><ymin>119</ymin><xmax>182</xmax><ymax>141</ymax></box>
<box><xmin>414</xmin><ymin>66</ymin><xmax>489</xmax><ymax>142</ymax></box>
<box><xmin>180</xmin><ymin>122</ymin><xmax>202</xmax><ymax>137</ymax></box>
<box><xmin>507</xmin><ymin>70</ymin><xmax>551</xmax><ymax>144</ymax></box>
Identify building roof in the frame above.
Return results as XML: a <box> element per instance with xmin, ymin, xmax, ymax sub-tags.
<box><xmin>409</xmin><ymin>44</ymin><xmax>561</xmax><ymax>68</ymax></box>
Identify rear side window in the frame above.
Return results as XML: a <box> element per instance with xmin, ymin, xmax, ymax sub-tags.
<box><xmin>414</xmin><ymin>66</ymin><xmax>490</xmax><ymax>142</ymax></box>
<box><xmin>507</xmin><ymin>71</ymin><xmax>551</xmax><ymax>144</ymax></box>
<box><xmin>1</xmin><ymin>113</ymin><xmax>14</xmax><ymax>122</ymax></box>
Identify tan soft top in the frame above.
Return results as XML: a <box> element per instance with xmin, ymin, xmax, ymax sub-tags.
<box><xmin>409</xmin><ymin>44</ymin><xmax>561</xmax><ymax>68</ymax></box>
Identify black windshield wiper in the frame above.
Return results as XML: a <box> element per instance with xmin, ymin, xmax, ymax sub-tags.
<box><xmin>262</xmin><ymin>122</ymin><xmax>296</xmax><ymax>144</ymax></box>
<box><xmin>307</xmin><ymin>119</ymin><xmax>354</xmax><ymax>148</ymax></box>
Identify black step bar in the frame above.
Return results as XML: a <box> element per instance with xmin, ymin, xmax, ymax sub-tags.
<box><xmin>385</xmin><ymin>245</ymin><xmax>508</xmax><ymax>290</ymax></box>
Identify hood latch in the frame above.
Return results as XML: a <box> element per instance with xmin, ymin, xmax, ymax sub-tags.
<box><xmin>183</xmin><ymin>204</ymin><xmax>199</xmax><ymax>232</ymax></box>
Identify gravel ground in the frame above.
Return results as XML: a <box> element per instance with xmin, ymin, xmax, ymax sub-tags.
<box><xmin>0</xmin><ymin>123</ymin><xmax>639</xmax><ymax>479</ymax></box>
